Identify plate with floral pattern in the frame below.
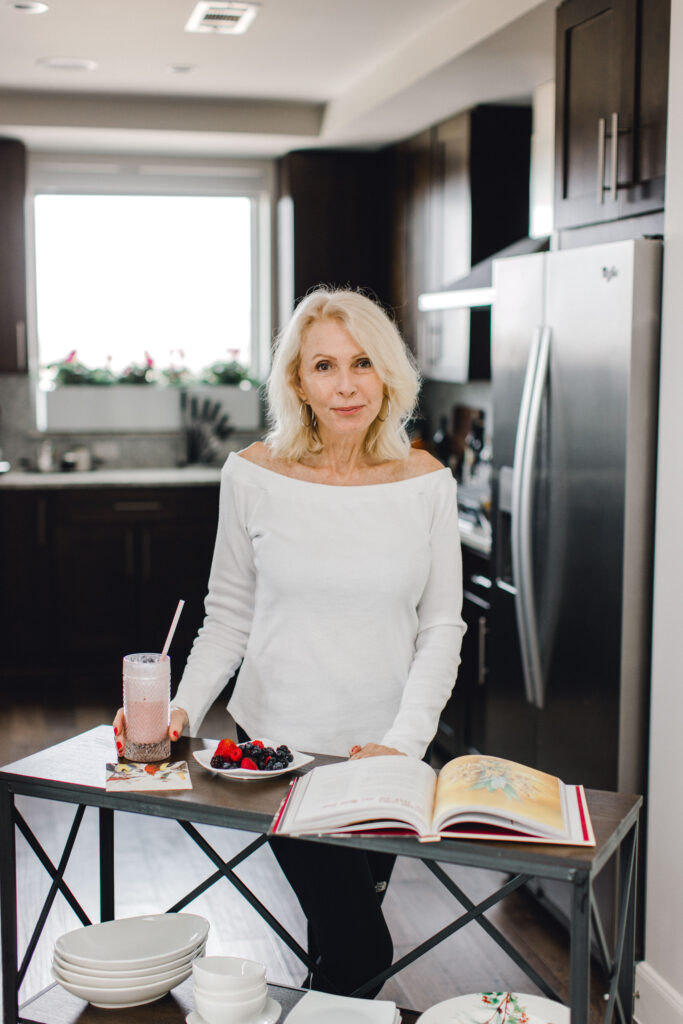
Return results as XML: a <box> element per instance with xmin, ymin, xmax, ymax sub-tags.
<box><xmin>416</xmin><ymin>992</ymin><xmax>570</xmax><ymax>1024</ymax></box>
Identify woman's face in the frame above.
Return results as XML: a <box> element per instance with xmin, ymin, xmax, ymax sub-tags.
<box><xmin>295</xmin><ymin>318</ymin><xmax>385</xmax><ymax>443</ymax></box>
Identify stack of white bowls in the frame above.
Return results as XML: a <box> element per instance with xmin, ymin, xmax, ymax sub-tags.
<box><xmin>51</xmin><ymin>913</ymin><xmax>209</xmax><ymax>1009</ymax></box>
<box><xmin>191</xmin><ymin>956</ymin><xmax>280</xmax><ymax>1024</ymax></box>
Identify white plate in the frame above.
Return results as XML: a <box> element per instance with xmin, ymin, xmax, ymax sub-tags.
<box><xmin>186</xmin><ymin>996</ymin><xmax>281</xmax><ymax>1024</ymax></box>
<box><xmin>416</xmin><ymin>992</ymin><xmax>570</xmax><ymax>1024</ymax></box>
<box><xmin>55</xmin><ymin>913</ymin><xmax>209</xmax><ymax>970</ymax></box>
<box><xmin>285</xmin><ymin>991</ymin><xmax>398</xmax><ymax>1023</ymax></box>
<box><xmin>52</xmin><ymin>955</ymin><xmax>195</xmax><ymax>989</ymax></box>
<box><xmin>54</xmin><ymin>939</ymin><xmax>206</xmax><ymax>978</ymax></box>
<box><xmin>193</xmin><ymin>740</ymin><xmax>314</xmax><ymax>781</ymax></box>
<box><xmin>50</xmin><ymin>963</ymin><xmax>189</xmax><ymax>1008</ymax></box>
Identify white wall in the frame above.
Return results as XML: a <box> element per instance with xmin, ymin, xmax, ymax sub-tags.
<box><xmin>634</xmin><ymin>2</ymin><xmax>683</xmax><ymax>1021</ymax></box>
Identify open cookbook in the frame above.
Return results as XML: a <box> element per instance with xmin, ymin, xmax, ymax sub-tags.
<box><xmin>271</xmin><ymin>753</ymin><xmax>595</xmax><ymax>846</ymax></box>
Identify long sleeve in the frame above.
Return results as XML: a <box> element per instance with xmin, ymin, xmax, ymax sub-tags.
<box><xmin>172</xmin><ymin>462</ymin><xmax>256</xmax><ymax>736</ymax></box>
<box><xmin>379</xmin><ymin>477</ymin><xmax>466</xmax><ymax>758</ymax></box>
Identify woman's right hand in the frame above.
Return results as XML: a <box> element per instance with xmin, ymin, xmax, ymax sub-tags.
<box><xmin>112</xmin><ymin>707</ymin><xmax>189</xmax><ymax>757</ymax></box>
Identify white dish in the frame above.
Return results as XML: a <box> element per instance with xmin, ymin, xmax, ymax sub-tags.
<box><xmin>186</xmin><ymin>996</ymin><xmax>281</xmax><ymax>1024</ymax></box>
<box><xmin>52</xmin><ymin>956</ymin><xmax>194</xmax><ymax>989</ymax></box>
<box><xmin>193</xmin><ymin>741</ymin><xmax>313</xmax><ymax>781</ymax></box>
<box><xmin>50</xmin><ymin>962</ymin><xmax>189</xmax><ymax>1008</ymax></box>
<box><xmin>416</xmin><ymin>992</ymin><xmax>570</xmax><ymax>1024</ymax></box>
<box><xmin>285</xmin><ymin>991</ymin><xmax>398</xmax><ymax>1023</ymax></box>
<box><xmin>55</xmin><ymin>913</ymin><xmax>209</xmax><ymax>969</ymax></box>
<box><xmin>54</xmin><ymin>939</ymin><xmax>206</xmax><ymax>978</ymax></box>
<box><xmin>192</xmin><ymin>954</ymin><xmax>266</xmax><ymax>993</ymax></box>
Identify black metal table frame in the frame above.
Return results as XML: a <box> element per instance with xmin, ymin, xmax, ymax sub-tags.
<box><xmin>0</xmin><ymin>771</ymin><xmax>639</xmax><ymax>1024</ymax></box>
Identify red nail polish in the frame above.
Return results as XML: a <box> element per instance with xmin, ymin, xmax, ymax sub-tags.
<box><xmin>116</xmin><ymin>741</ymin><xmax>123</xmax><ymax>751</ymax></box>
<box><xmin>172</xmin><ymin>731</ymin><xmax>179</xmax><ymax>740</ymax></box>
<box><xmin>114</xmin><ymin>726</ymin><xmax>119</xmax><ymax>736</ymax></box>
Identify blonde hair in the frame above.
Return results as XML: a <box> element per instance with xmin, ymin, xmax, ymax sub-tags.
<box><xmin>265</xmin><ymin>288</ymin><xmax>421</xmax><ymax>462</ymax></box>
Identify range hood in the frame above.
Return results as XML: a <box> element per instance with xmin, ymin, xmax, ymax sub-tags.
<box><xmin>417</xmin><ymin>235</ymin><xmax>550</xmax><ymax>312</ymax></box>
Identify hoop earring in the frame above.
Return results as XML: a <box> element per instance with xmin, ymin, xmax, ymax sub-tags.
<box><xmin>377</xmin><ymin>397</ymin><xmax>391</xmax><ymax>422</ymax></box>
<box><xmin>299</xmin><ymin>402</ymin><xmax>314</xmax><ymax>428</ymax></box>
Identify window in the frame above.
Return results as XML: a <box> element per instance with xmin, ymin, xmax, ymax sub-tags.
<box><xmin>27</xmin><ymin>155</ymin><xmax>273</xmax><ymax>387</ymax></box>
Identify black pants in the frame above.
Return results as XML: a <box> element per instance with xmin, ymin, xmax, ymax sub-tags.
<box><xmin>236</xmin><ymin>725</ymin><xmax>395</xmax><ymax>997</ymax></box>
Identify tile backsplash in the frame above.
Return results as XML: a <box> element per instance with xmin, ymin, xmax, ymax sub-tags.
<box><xmin>0</xmin><ymin>375</ymin><xmax>260</xmax><ymax>471</ymax></box>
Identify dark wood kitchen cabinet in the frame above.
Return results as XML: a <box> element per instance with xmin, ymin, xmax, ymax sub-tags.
<box><xmin>0</xmin><ymin>484</ymin><xmax>219</xmax><ymax>702</ymax></box>
<box><xmin>0</xmin><ymin>492</ymin><xmax>54</xmax><ymax>679</ymax></box>
<box><xmin>277</xmin><ymin>149</ymin><xmax>393</xmax><ymax>314</ymax></box>
<box><xmin>0</xmin><ymin>138</ymin><xmax>28</xmax><ymax>374</ymax></box>
<box><xmin>391</xmin><ymin>106</ymin><xmax>531</xmax><ymax>382</ymax></box>
<box><xmin>436</xmin><ymin>544</ymin><xmax>490</xmax><ymax>758</ymax></box>
<box><xmin>554</xmin><ymin>0</ymin><xmax>670</xmax><ymax>232</ymax></box>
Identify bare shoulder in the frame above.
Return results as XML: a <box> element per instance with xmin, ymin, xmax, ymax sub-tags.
<box><xmin>237</xmin><ymin>441</ymin><xmax>272</xmax><ymax>468</ymax></box>
<box><xmin>402</xmin><ymin>448</ymin><xmax>446</xmax><ymax>480</ymax></box>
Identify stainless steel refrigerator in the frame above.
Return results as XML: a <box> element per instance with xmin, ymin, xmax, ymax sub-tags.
<box><xmin>487</xmin><ymin>238</ymin><xmax>661</xmax><ymax>943</ymax></box>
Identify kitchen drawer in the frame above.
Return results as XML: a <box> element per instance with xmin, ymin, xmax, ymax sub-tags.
<box><xmin>52</xmin><ymin>486</ymin><xmax>218</xmax><ymax>525</ymax></box>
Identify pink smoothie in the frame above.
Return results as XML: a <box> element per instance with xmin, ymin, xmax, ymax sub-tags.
<box><xmin>125</xmin><ymin>699</ymin><xmax>168</xmax><ymax>743</ymax></box>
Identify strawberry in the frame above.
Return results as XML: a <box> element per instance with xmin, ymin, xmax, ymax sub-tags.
<box><xmin>215</xmin><ymin>738</ymin><xmax>238</xmax><ymax>759</ymax></box>
<box><xmin>241</xmin><ymin>757</ymin><xmax>258</xmax><ymax>771</ymax></box>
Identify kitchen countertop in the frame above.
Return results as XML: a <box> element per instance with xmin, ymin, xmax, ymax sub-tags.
<box><xmin>2</xmin><ymin>466</ymin><xmax>491</xmax><ymax>555</ymax></box>
<box><xmin>0</xmin><ymin>466</ymin><xmax>223</xmax><ymax>488</ymax></box>
<box><xmin>458</xmin><ymin>516</ymin><xmax>492</xmax><ymax>555</ymax></box>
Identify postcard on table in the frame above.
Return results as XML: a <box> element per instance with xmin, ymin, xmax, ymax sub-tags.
<box><xmin>105</xmin><ymin>761</ymin><xmax>192</xmax><ymax>791</ymax></box>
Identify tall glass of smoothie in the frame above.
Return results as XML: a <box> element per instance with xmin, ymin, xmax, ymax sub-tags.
<box><xmin>123</xmin><ymin>653</ymin><xmax>171</xmax><ymax>762</ymax></box>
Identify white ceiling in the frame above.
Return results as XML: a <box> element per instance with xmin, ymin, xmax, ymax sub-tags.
<box><xmin>0</xmin><ymin>0</ymin><xmax>557</xmax><ymax>157</ymax></box>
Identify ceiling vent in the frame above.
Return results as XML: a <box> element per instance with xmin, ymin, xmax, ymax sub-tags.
<box><xmin>185</xmin><ymin>1</ymin><xmax>260</xmax><ymax>35</ymax></box>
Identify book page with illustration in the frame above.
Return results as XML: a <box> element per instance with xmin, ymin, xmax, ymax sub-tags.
<box><xmin>433</xmin><ymin>755</ymin><xmax>567</xmax><ymax>838</ymax></box>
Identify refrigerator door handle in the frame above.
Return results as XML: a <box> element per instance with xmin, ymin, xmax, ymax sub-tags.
<box><xmin>511</xmin><ymin>325</ymin><xmax>551</xmax><ymax>708</ymax></box>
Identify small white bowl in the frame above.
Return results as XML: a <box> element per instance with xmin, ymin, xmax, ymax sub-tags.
<box><xmin>194</xmin><ymin>977</ymin><xmax>265</xmax><ymax>1002</ymax></box>
<box><xmin>192</xmin><ymin>955</ymin><xmax>266</xmax><ymax>994</ymax></box>
<box><xmin>195</xmin><ymin>986</ymin><xmax>267</xmax><ymax>1024</ymax></box>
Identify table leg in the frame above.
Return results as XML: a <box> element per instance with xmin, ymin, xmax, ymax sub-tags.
<box><xmin>99</xmin><ymin>807</ymin><xmax>115</xmax><ymax>922</ymax></box>
<box><xmin>0</xmin><ymin>784</ymin><xmax>18</xmax><ymax>1024</ymax></box>
<box><xmin>570</xmin><ymin>870</ymin><xmax>591</xmax><ymax>1024</ymax></box>
<box><xmin>615</xmin><ymin>825</ymin><xmax>637</xmax><ymax>1022</ymax></box>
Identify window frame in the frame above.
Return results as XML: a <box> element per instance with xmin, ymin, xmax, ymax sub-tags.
<box><xmin>25</xmin><ymin>152</ymin><xmax>275</xmax><ymax>390</ymax></box>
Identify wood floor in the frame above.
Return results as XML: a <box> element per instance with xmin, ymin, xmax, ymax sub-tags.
<box><xmin>0</xmin><ymin>700</ymin><xmax>609</xmax><ymax>1021</ymax></box>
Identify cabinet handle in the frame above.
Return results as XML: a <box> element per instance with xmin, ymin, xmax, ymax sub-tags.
<box><xmin>477</xmin><ymin>615</ymin><xmax>487</xmax><ymax>685</ymax></box>
<box><xmin>16</xmin><ymin>321</ymin><xmax>27</xmax><ymax>371</ymax></box>
<box><xmin>495</xmin><ymin>577</ymin><xmax>517</xmax><ymax>596</ymax></box>
<box><xmin>596</xmin><ymin>117</ymin><xmax>606</xmax><ymax>204</ymax></box>
<box><xmin>610</xmin><ymin>111</ymin><xmax>619</xmax><ymax>201</ymax></box>
<box><xmin>125</xmin><ymin>529</ymin><xmax>135</xmax><ymax>577</ymax></box>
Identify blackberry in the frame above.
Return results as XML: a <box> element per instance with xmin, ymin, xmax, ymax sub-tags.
<box><xmin>210</xmin><ymin>755</ymin><xmax>229</xmax><ymax>769</ymax></box>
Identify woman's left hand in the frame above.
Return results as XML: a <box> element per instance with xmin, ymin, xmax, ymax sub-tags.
<box><xmin>349</xmin><ymin>743</ymin><xmax>406</xmax><ymax>759</ymax></box>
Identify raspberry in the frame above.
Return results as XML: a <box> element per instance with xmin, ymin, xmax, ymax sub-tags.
<box><xmin>227</xmin><ymin>745</ymin><xmax>243</xmax><ymax>762</ymax></box>
<box><xmin>241</xmin><ymin>758</ymin><xmax>258</xmax><ymax>771</ymax></box>
<box><xmin>215</xmin><ymin>738</ymin><xmax>238</xmax><ymax>759</ymax></box>
<box><xmin>251</xmin><ymin>740</ymin><xmax>264</xmax><ymax>749</ymax></box>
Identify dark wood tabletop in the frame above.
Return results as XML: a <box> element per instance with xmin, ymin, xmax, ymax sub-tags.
<box><xmin>0</xmin><ymin>725</ymin><xmax>642</xmax><ymax>881</ymax></box>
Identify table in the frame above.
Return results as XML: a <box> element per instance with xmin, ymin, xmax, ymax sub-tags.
<box><xmin>0</xmin><ymin>727</ymin><xmax>642</xmax><ymax>1024</ymax></box>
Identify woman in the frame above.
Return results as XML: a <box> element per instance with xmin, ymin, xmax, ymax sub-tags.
<box><xmin>114</xmin><ymin>287</ymin><xmax>465</xmax><ymax>996</ymax></box>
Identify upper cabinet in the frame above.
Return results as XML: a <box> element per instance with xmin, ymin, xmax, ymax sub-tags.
<box><xmin>554</xmin><ymin>0</ymin><xmax>670</xmax><ymax>232</ymax></box>
<box><xmin>0</xmin><ymin>138</ymin><xmax>28</xmax><ymax>374</ymax></box>
<box><xmin>391</xmin><ymin>106</ymin><xmax>532</xmax><ymax>382</ymax></box>
<box><xmin>277</xmin><ymin>149</ymin><xmax>393</xmax><ymax>318</ymax></box>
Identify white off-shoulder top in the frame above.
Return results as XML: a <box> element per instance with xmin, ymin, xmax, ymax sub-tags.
<box><xmin>172</xmin><ymin>451</ymin><xmax>466</xmax><ymax>759</ymax></box>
